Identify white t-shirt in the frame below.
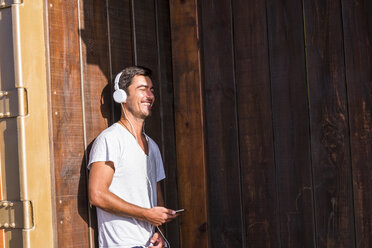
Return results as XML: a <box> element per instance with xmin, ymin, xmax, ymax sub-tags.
<box><xmin>88</xmin><ymin>123</ymin><xmax>166</xmax><ymax>248</ymax></box>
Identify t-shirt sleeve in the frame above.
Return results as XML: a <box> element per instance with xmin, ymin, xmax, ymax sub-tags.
<box><xmin>88</xmin><ymin>134</ymin><xmax>120</xmax><ymax>170</ymax></box>
<box><xmin>156</xmin><ymin>149</ymin><xmax>166</xmax><ymax>182</ymax></box>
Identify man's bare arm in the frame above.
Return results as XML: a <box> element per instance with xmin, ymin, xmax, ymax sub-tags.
<box><xmin>88</xmin><ymin>161</ymin><xmax>175</xmax><ymax>226</ymax></box>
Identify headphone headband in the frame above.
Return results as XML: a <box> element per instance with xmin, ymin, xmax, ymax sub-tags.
<box><xmin>113</xmin><ymin>71</ymin><xmax>127</xmax><ymax>103</ymax></box>
<box><xmin>114</xmin><ymin>71</ymin><xmax>123</xmax><ymax>91</ymax></box>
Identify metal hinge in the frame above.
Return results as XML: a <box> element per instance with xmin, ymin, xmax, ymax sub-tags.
<box><xmin>0</xmin><ymin>200</ymin><xmax>33</xmax><ymax>229</ymax></box>
<box><xmin>0</xmin><ymin>0</ymin><xmax>22</xmax><ymax>9</ymax></box>
<box><xmin>0</xmin><ymin>88</ymin><xmax>28</xmax><ymax>118</ymax></box>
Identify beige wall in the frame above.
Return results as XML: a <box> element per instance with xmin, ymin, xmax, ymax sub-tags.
<box><xmin>0</xmin><ymin>1</ymin><xmax>54</xmax><ymax>247</ymax></box>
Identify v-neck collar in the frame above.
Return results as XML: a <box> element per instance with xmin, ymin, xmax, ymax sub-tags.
<box><xmin>116</xmin><ymin>123</ymin><xmax>149</xmax><ymax>156</ymax></box>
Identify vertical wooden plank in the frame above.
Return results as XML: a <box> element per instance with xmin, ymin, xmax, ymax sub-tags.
<box><xmin>132</xmin><ymin>0</ymin><xmax>162</xmax><ymax>145</ymax></box>
<box><xmin>79</xmin><ymin>0</ymin><xmax>112</xmax><ymax>246</ymax></box>
<box><xmin>200</xmin><ymin>0</ymin><xmax>243</xmax><ymax>246</ymax></box>
<box><xmin>134</xmin><ymin>0</ymin><xmax>181</xmax><ymax>244</ymax></box>
<box><xmin>132</xmin><ymin>0</ymin><xmax>158</xmax><ymax>69</ymax></box>
<box><xmin>80</xmin><ymin>0</ymin><xmax>111</xmax><ymax>142</ymax></box>
<box><xmin>232</xmin><ymin>0</ymin><xmax>279</xmax><ymax>246</ymax></box>
<box><xmin>154</xmin><ymin>0</ymin><xmax>180</xmax><ymax>246</ymax></box>
<box><xmin>303</xmin><ymin>0</ymin><xmax>356</xmax><ymax>246</ymax></box>
<box><xmin>107</xmin><ymin>0</ymin><xmax>133</xmax><ymax>73</ymax></box>
<box><xmin>107</xmin><ymin>0</ymin><xmax>133</xmax><ymax>122</ymax></box>
<box><xmin>341</xmin><ymin>0</ymin><xmax>372</xmax><ymax>247</ymax></box>
<box><xmin>48</xmin><ymin>0</ymin><xmax>89</xmax><ymax>246</ymax></box>
<box><xmin>108</xmin><ymin>0</ymin><xmax>133</xmax><ymax>72</ymax></box>
<box><xmin>108</xmin><ymin>0</ymin><xmax>133</xmax><ymax>73</ymax></box>
<box><xmin>266</xmin><ymin>0</ymin><xmax>315</xmax><ymax>247</ymax></box>
<box><xmin>169</xmin><ymin>0</ymin><xmax>209</xmax><ymax>247</ymax></box>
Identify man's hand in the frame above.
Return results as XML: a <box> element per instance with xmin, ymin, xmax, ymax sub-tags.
<box><xmin>150</xmin><ymin>232</ymin><xmax>165</xmax><ymax>247</ymax></box>
<box><xmin>144</xmin><ymin>207</ymin><xmax>178</xmax><ymax>226</ymax></box>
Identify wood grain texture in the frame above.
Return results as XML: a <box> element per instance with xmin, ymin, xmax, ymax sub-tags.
<box><xmin>200</xmin><ymin>0</ymin><xmax>243</xmax><ymax>246</ymax></box>
<box><xmin>266</xmin><ymin>0</ymin><xmax>315</xmax><ymax>247</ymax></box>
<box><xmin>56</xmin><ymin>196</ymin><xmax>90</xmax><ymax>247</ymax></box>
<box><xmin>154</xmin><ymin>0</ymin><xmax>180</xmax><ymax>245</ymax></box>
<box><xmin>79</xmin><ymin>0</ymin><xmax>113</xmax><ymax>246</ymax></box>
<box><xmin>80</xmin><ymin>0</ymin><xmax>111</xmax><ymax>143</ymax></box>
<box><xmin>169</xmin><ymin>0</ymin><xmax>209</xmax><ymax>247</ymax></box>
<box><xmin>341</xmin><ymin>0</ymin><xmax>372</xmax><ymax>247</ymax></box>
<box><xmin>232</xmin><ymin>0</ymin><xmax>279</xmax><ymax>246</ymax></box>
<box><xmin>303</xmin><ymin>0</ymin><xmax>356</xmax><ymax>246</ymax></box>
<box><xmin>108</xmin><ymin>0</ymin><xmax>133</xmax><ymax>72</ymax></box>
<box><xmin>48</xmin><ymin>0</ymin><xmax>180</xmax><ymax>246</ymax></box>
<box><xmin>107</xmin><ymin>0</ymin><xmax>133</xmax><ymax>122</ymax></box>
<box><xmin>48</xmin><ymin>0</ymin><xmax>89</xmax><ymax>246</ymax></box>
<box><xmin>132</xmin><ymin>0</ymin><xmax>162</xmax><ymax>146</ymax></box>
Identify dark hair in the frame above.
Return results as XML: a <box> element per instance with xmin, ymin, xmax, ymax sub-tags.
<box><xmin>117</xmin><ymin>66</ymin><xmax>152</xmax><ymax>94</ymax></box>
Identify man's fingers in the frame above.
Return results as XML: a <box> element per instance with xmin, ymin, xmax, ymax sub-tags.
<box><xmin>152</xmin><ymin>234</ymin><xmax>164</xmax><ymax>248</ymax></box>
<box><xmin>167</xmin><ymin>212</ymin><xmax>179</xmax><ymax>218</ymax></box>
<box><xmin>150</xmin><ymin>232</ymin><xmax>159</xmax><ymax>243</ymax></box>
<box><xmin>147</xmin><ymin>207</ymin><xmax>179</xmax><ymax>226</ymax></box>
<box><xmin>167</xmin><ymin>209</ymin><xmax>176</xmax><ymax>215</ymax></box>
<box><xmin>151</xmin><ymin>232</ymin><xmax>164</xmax><ymax>248</ymax></box>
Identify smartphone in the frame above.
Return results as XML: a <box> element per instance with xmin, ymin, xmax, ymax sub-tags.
<box><xmin>175</xmin><ymin>209</ymin><xmax>185</xmax><ymax>213</ymax></box>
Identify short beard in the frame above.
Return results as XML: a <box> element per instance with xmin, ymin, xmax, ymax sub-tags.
<box><xmin>125</xmin><ymin>103</ymin><xmax>152</xmax><ymax>120</ymax></box>
<box><xmin>140</xmin><ymin>109</ymin><xmax>152</xmax><ymax>119</ymax></box>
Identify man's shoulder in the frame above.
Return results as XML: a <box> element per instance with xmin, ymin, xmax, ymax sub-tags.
<box><xmin>96</xmin><ymin>123</ymin><xmax>123</xmax><ymax>141</ymax></box>
<box><xmin>145</xmin><ymin>134</ymin><xmax>158</xmax><ymax>147</ymax></box>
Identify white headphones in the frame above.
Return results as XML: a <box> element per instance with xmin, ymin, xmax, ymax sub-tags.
<box><xmin>113</xmin><ymin>72</ymin><xmax>127</xmax><ymax>103</ymax></box>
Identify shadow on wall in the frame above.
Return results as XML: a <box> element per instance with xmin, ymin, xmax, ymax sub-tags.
<box><xmin>76</xmin><ymin>1</ymin><xmax>122</xmax><ymax>243</ymax></box>
<box><xmin>76</xmin><ymin>85</ymin><xmax>122</xmax><ymax>243</ymax></box>
<box><xmin>76</xmin><ymin>51</ymin><xmax>123</xmax><ymax>247</ymax></box>
<box><xmin>76</xmin><ymin>85</ymin><xmax>120</xmax><ymax>242</ymax></box>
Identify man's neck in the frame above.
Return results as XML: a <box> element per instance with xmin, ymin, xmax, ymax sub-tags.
<box><xmin>120</xmin><ymin>115</ymin><xmax>144</xmax><ymax>139</ymax></box>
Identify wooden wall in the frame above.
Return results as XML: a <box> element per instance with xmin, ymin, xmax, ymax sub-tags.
<box><xmin>47</xmin><ymin>0</ymin><xmax>371</xmax><ymax>247</ymax></box>
<box><xmin>170</xmin><ymin>0</ymin><xmax>372</xmax><ymax>247</ymax></box>
<box><xmin>47</xmin><ymin>0</ymin><xmax>179</xmax><ymax>246</ymax></box>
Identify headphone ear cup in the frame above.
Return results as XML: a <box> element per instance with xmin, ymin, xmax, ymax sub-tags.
<box><xmin>113</xmin><ymin>89</ymin><xmax>127</xmax><ymax>103</ymax></box>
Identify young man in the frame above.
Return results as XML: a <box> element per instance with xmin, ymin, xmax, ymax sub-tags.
<box><xmin>88</xmin><ymin>66</ymin><xmax>177</xmax><ymax>247</ymax></box>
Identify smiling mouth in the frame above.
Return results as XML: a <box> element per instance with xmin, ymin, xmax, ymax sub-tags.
<box><xmin>142</xmin><ymin>101</ymin><xmax>153</xmax><ymax>108</ymax></box>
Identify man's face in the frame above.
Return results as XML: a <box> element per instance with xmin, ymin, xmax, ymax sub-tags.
<box><xmin>125</xmin><ymin>75</ymin><xmax>155</xmax><ymax>119</ymax></box>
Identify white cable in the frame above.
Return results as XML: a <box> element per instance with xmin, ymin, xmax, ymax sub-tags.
<box><xmin>146</xmin><ymin>177</ymin><xmax>170</xmax><ymax>248</ymax></box>
<box><xmin>121</xmin><ymin>103</ymin><xmax>137</xmax><ymax>141</ymax></box>
<box><xmin>156</xmin><ymin>226</ymin><xmax>170</xmax><ymax>248</ymax></box>
<box><xmin>121</xmin><ymin>104</ymin><xmax>169</xmax><ymax>247</ymax></box>
<box><xmin>122</xmin><ymin>104</ymin><xmax>156</xmax><ymax>247</ymax></box>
